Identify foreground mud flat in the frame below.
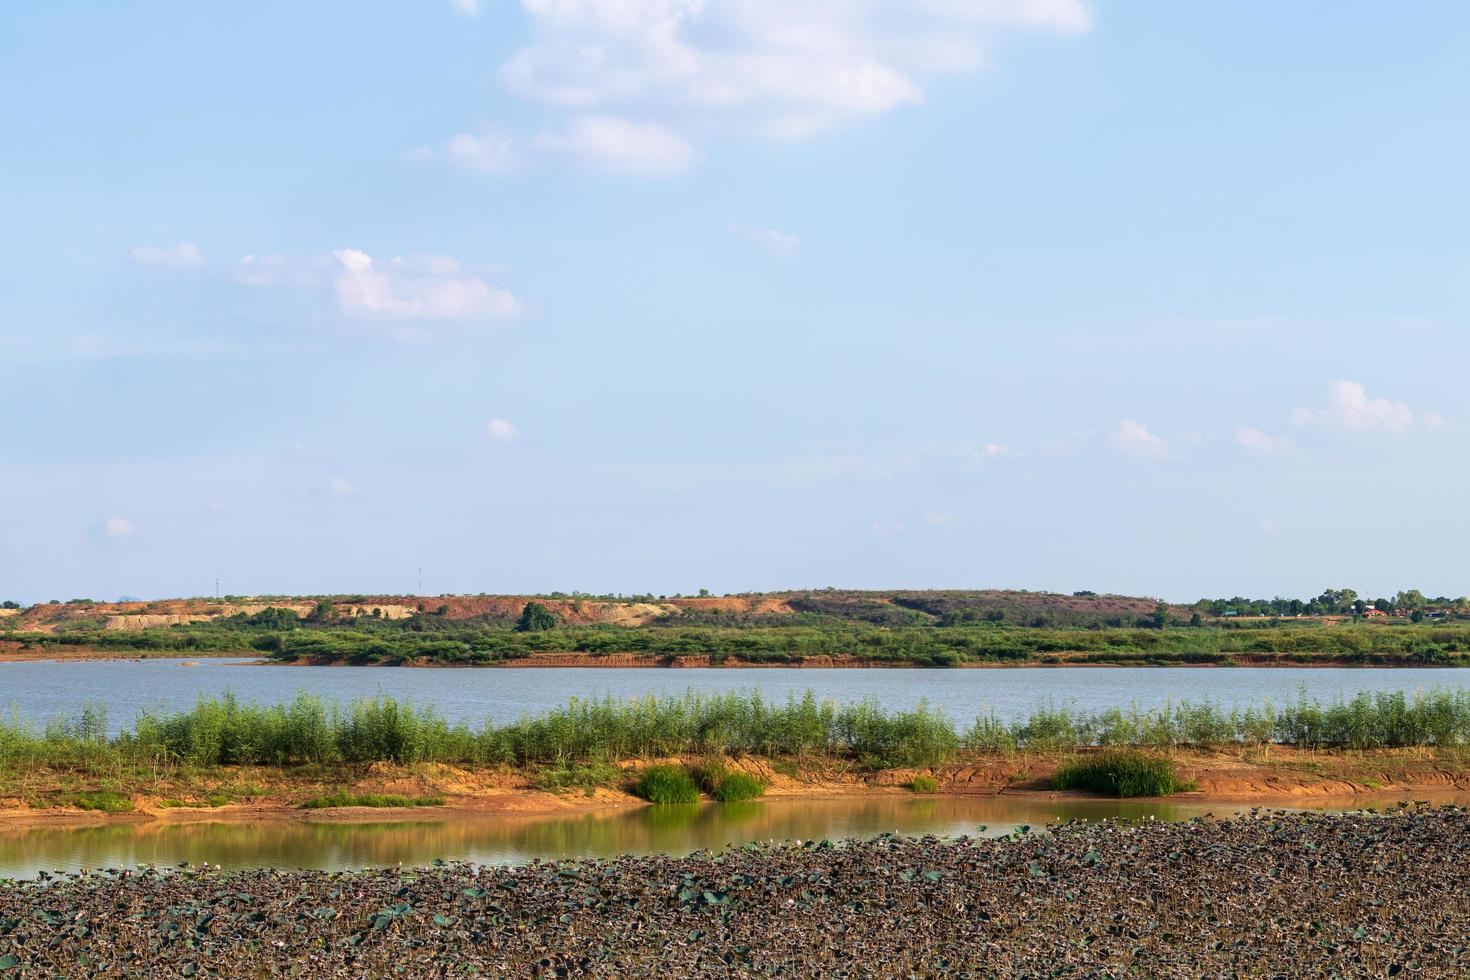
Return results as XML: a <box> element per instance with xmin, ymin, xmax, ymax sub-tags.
<box><xmin>1</xmin><ymin>807</ymin><xmax>1466</xmax><ymax>976</ymax></box>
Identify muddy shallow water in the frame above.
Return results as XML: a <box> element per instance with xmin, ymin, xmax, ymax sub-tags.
<box><xmin>6</xmin><ymin>792</ymin><xmax>1464</xmax><ymax>881</ymax></box>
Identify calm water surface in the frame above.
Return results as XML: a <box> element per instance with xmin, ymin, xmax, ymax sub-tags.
<box><xmin>2</xmin><ymin>659</ymin><xmax>1468</xmax><ymax>733</ymax></box>
<box><xmin>6</xmin><ymin>794</ymin><xmax>1455</xmax><ymax>881</ymax></box>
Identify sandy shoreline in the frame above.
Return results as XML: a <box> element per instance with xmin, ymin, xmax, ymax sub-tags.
<box><xmin>5</xmin><ymin>747</ymin><xmax>1467</xmax><ymax>828</ymax></box>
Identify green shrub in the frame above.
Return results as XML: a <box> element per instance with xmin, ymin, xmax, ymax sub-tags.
<box><xmin>712</xmin><ymin>771</ymin><xmax>766</xmax><ymax>802</ymax></box>
<box><xmin>67</xmin><ymin>791</ymin><xmax>133</xmax><ymax>812</ymax></box>
<box><xmin>1052</xmin><ymin>750</ymin><xmax>1190</xmax><ymax>797</ymax></box>
<box><xmin>632</xmin><ymin>765</ymin><xmax>700</xmax><ymax>804</ymax></box>
<box><xmin>302</xmin><ymin>792</ymin><xmax>445</xmax><ymax>809</ymax></box>
<box><xmin>909</xmin><ymin>775</ymin><xmax>939</xmax><ymax>794</ymax></box>
<box><xmin>533</xmin><ymin>763</ymin><xmax>620</xmax><ymax>793</ymax></box>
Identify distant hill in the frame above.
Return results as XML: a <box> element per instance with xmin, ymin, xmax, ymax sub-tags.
<box><xmin>6</xmin><ymin>590</ymin><xmax>1180</xmax><ymax>634</ymax></box>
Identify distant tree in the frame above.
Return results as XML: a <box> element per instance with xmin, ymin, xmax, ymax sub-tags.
<box><xmin>1395</xmin><ymin>589</ymin><xmax>1427</xmax><ymax>611</ymax></box>
<box><xmin>1152</xmin><ymin>603</ymin><xmax>1169</xmax><ymax>629</ymax></box>
<box><xmin>1374</xmin><ymin>598</ymin><xmax>1392</xmax><ymax>612</ymax></box>
<box><xmin>246</xmin><ymin>607</ymin><xmax>300</xmax><ymax>630</ymax></box>
<box><xmin>515</xmin><ymin>601</ymin><xmax>558</xmax><ymax>633</ymax></box>
<box><xmin>0</xmin><ymin>600</ymin><xmax>19</xmax><ymax>610</ymax></box>
<box><xmin>308</xmin><ymin>599</ymin><xmax>337</xmax><ymax>622</ymax></box>
<box><xmin>698</xmin><ymin>588</ymin><xmax>711</xmax><ymax>597</ymax></box>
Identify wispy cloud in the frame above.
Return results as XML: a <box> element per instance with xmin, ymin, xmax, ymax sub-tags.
<box><xmin>94</xmin><ymin>516</ymin><xmax>135</xmax><ymax>539</ymax></box>
<box><xmin>333</xmin><ymin>250</ymin><xmax>519</xmax><ymax>321</ymax></box>
<box><xmin>486</xmin><ymin>418</ymin><xmax>520</xmax><ymax>442</ymax></box>
<box><xmin>429</xmin><ymin>116</ymin><xmax>697</xmax><ymax>177</ymax></box>
<box><xmin>449</xmin><ymin>0</ymin><xmax>480</xmax><ymax>16</ymax></box>
<box><xmin>129</xmin><ymin>242</ymin><xmax>205</xmax><ymax>270</ymax></box>
<box><xmin>730</xmin><ymin>224</ymin><xmax>801</xmax><ymax>259</ymax></box>
<box><xmin>231</xmin><ymin>249</ymin><xmax>520</xmax><ymax>323</ymax></box>
<box><xmin>1109</xmin><ymin>419</ymin><xmax>1166</xmax><ymax>458</ymax></box>
<box><xmin>1233</xmin><ymin>425</ymin><xmax>1290</xmax><ymax>454</ymax></box>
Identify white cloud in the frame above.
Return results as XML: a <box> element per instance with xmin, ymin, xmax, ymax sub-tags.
<box><xmin>981</xmin><ymin>442</ymin><xmax>1008</xmax><ymax>457</ymax></box>
<box><xmin>1233</xmin><ymin>425</ymin><xmax>1289</xmax><ymax>454</ymax></box>
<box><xmin>1424</xmin><ymin>412</ymin><xmax>1450</xmax><ymax>431</ymax></box>
<box><xmin>486</xmin><ymin>418</ymin><xmax>520</xmax><ymax>441</ymax></box>
<box><xmin>328</xmin><ymin>477</ymin><xmax>353</xmax><ymax>496</ymax></box>
<box><xmin>1293</xmin><ymin>380</ymin><xmax>1422</xmax><ymax>434</ymax></box>
<box><xmin>1109</xmin><ymin>419</ymin><xmax>1166</xmax><ymax>458</ymax></box>
<box><xmin>233</xmin><ymin>250</ymin><xmax>520</xmax><ymax>323</ymax></box>
<box><xmin>443</xmin><ymin>127</ymin><xmax>523</xmax><ymax>174</ymax></box>
<box><xmin>922</xmin><ymin>512</ymin><xmax>957</xmax><ymax>526</ymax></box>
<box><xmin>232</xmin><ymin>253</ymin><xmax>332</xmax><ymax>288</ymax></box>
<box><xmin>333</xmin><ymin>249</ymin><xmax>520</xmax><ymax>320</ymax></box>
<box><xmin>730</xmin><ymin>224</ymin><xmax>801</xmax><ymax>258</ymax></box>
<box><xmin>438</xmin><ymin>0</ymin><xmax>1092</xmax><ymax>175</ymax></box>
<box><xmin>451</xmin><ymin>0</ymin><xmax>481</xmax><ymax>16</ymax></box>
<box><xmin>97</xmin><ymin>516</ymin><xmax>135</xmax><ymax>539</ymax></box>
<box><xmin>532</xmin><ymin>115</ymin><xmax>696</xmax><ymax>176</ymax></box>
<box><xmin>433</xmin><ymin>116</ymin><xmax>695</xmax><ymax>177</ymax></box>
<box><xmin>129</xmin><ymin>242</ymin><xmax>205</xmax><ymax>270</ymax></box>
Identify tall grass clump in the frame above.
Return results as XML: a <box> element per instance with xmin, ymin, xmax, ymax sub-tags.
<box><xmin>1052</xmin><ymin>750</ymin><xmax>1190</xmax><ymax>797</ymax></box>
<box><xmin>711</xmin><ymin>771</ymin><xmax>766</xmax><ymax>802</ymax></box>
<box><xmin>632</xmin><ymin>765</ymin><xmax>700</xmax><ymax>804</ymax></box>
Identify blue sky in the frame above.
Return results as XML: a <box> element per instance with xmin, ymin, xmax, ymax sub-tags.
<box><xmin>2</xmin><ymin>1</ymin><xmax>1467</xmax><ymax>603</ymax></box>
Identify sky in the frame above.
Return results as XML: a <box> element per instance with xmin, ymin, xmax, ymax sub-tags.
<box><xmin>1</xmin><ymin>1</ymin><xmax>1468</xmax><ymax>604</ymax></box>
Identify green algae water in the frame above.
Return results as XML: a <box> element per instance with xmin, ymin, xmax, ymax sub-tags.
<box><xmin>5</xmin><ymin>794</ymin><xmax>1462</xmax><ymax>880</ymax></box>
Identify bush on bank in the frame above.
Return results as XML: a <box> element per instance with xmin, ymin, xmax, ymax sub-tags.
<box><xmin>1052</xmin><ymin>750</ymin><xmax>1190</xmax><ymax>797</ymax></box>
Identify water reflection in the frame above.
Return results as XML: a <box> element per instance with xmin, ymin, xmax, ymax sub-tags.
<box><xmin>5</xmin><ymin>792</ymin><xmax>1447</xmax><ymax>880</ymax></box>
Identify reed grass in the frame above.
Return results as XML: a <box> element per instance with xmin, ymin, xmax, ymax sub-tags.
<box><xmin>632</xmin><ymin>765</ymin><xmax>700</xmax><ymax>804</ymax></box>
<box><xmin>301</xmin><ymin>792</ymin><xmax>445</xmax><ymax>809</ymax></box>
<box><xmin>711</xmin><ymin>771</ymin><xmax>766</xmax><ymax>802</ymax></box>
<box><xmin>2</xmin><ymin>689</ymin><xmax>1470</xmax><ymax>776</ymax></box>
<box><xmin>1052</xmin><ymin>751</ymin><xmax>1190</xmax><ymax>797</ymax></box>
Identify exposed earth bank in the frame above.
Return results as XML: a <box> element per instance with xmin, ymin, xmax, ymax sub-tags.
<box><xmin>4</xmin><ymin>747</ymin><xmax>1468</xmax><ymax>827</ymax></box>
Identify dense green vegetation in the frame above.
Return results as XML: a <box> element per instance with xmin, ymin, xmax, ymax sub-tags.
<box><xmin>6</xmin><ymin>689</ymin><xmax>1470</xmax><ymax>780</ymax></box>
<box><xmin>11</xmin><ymin>618</ymin><xmax>1470</xmax><ymax>666</ymax></box>
<box><xmin>8</xmin><ymin>589</ymin><xmax>1470</xmax><ymax>667</ymax></box>
<box><xmin>710</xmin><ymin>771</ymin><xmax>766</xmax><ymax>802</ymax></box>
<box><xmin>302</xmin><ymin>791</ymin><xmax>444</xmax><ymax>809</ymax></box>
<box><xmin>632</xmin><ymin>765</ymin><xmax>700</xmax><ymax>804</ymax></box>
<box><xmin>909</xmin><ymin>775</ymin><xmax>939</xmax><ymax>794</ymax></box>
<box><xmin>1192</xmin><ymin>587</ymin><xmax>1468</xmax><ymax>619</ymax></box>
<box><xmin>1052</xmin><ymin>750</ymin><xmax>1190</xmax><ymax>797</ymax></box>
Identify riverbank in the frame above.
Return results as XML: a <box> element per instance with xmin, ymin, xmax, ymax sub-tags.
<box><xmin>4</xmin><ymin>645</ymin><xmax>1465</xmax><ymax>668</ymax></box>
<box><xmin>2</xmin><ymin>807</ymin><xmax>1465</xmax><ymax>975</ymax></box>
<box><xmin>5</xmin><ymin>746</ymin><xmax>1468</xmax><ymax>827</ymax></box>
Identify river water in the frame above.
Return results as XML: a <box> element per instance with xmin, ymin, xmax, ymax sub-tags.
<box><xmin>3</xmin><ymin>659</ymin><xmax>1468</xmax><ymax>733</ymax></box>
